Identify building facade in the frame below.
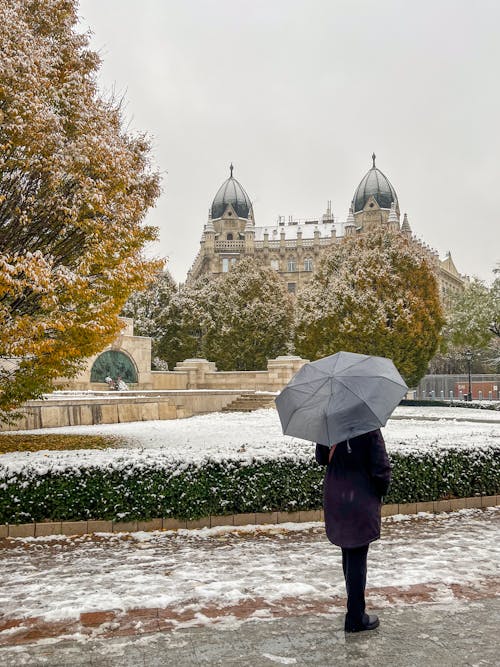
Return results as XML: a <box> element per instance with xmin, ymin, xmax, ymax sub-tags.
<box><xmin>187</xmin><ymin>156</ymin><xmax>466</xmax><ymax>300</ymax></box>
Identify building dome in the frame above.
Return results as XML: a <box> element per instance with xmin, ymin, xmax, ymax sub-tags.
<box><xmin>211</xmin><ymin>164</ymin><xmax>253</xmax><ymax>220</ymax></box>
<box><xmin>352</xmin><ymin>154</ymin><xmax>398</xmax><ymax>213</ymax></box>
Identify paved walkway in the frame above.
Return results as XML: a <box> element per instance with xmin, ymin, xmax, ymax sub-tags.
<box><xmin>1</xmin><ymin>510</ymin><xmax>498</xmax><ymax>665</ymax></box>
<box><xmin>1</xmin><ymin>598</ymin><xmax>498</xmax><ymax>666</ymax></box>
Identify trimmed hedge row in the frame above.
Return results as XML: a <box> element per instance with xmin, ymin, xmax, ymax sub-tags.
<box><xmin>1</xmin><ymin>447</ymin><xmax>499</xmax><ymax>524</ymax></box>
<box><xmin>400</xmin><ymin>399</ymin><xmax>500</xmax><ymax>410</ymax></box>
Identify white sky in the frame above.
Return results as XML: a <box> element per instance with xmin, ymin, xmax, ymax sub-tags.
<box><xmin>78</xmin><ymin>0</ymin><xmax>500</xmax><ymax>284</ymax></box>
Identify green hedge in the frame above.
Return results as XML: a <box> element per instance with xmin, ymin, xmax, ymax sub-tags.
<box><xmin>401</xmin><ymin>399</ymin><xmax>500</xmax><ymax>410</ymax></box>
<box><xmin>1</xmin><ymin>447</ymin><xmax>499</xmax><ymax>524</ymax></box>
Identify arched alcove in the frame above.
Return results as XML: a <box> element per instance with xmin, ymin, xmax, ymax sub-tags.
<box><xmin>90</xmin><ymin>350</ymin><xmax>138</xmax><ymax>383</ymax></box>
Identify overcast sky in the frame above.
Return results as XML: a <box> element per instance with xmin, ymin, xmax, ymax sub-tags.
<box><xmin>78</xmin><ymin>0</ymin><xmax>499</xmax><ymax>284</ymax></box>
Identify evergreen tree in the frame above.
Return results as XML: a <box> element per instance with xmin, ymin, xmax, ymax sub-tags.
<box><xmin>157</xmin><ymin>259</ymin><xmax>294</xmax><ymax>371</ymax></box>
<box><xmin>204</xmin><ymin>258</ymin><xmax>294</xmax><ymax>370</ymax></box>
<box><xmin>446</xmin><ymin>274</ymin><xmax>500</xmax><ymax>349</ymax></box>
<box><xmin>294</xmin><ymin>229</ymin><xmax>443</xmax><ymax>386</ymax></box>
<box><xmin>121</xmin><ymin>271</ymin><xmax>177</xmax><ymax>339</ymax></box>
<box><xmin>155</xmin><ymin>274</ymin><xmax>214</xmax><ymax>369</ymax></box>
<box><xmin>439</xmin><ymin>268</ymin><xmax>500</xmax><ymax>372</ymax></box>
<box><xmin>0</xmin><ymin>0</ymin><xmax>161</xmax><ymax>419</ymax></box>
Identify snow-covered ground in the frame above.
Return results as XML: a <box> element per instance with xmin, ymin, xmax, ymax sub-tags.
<box><xmin>1</xmin><ymin>406</ymin><xmax>498</xmax><ymax>475</ymax></box>
<box><xmin>0</xmin><ymin>508</ymin><xmax>498</xmax><ymax>627</ymax></box>
<box><xmin>0</xmin><ymin>408</ymin><xmax>498</xmax><ymax>644</ymax></box>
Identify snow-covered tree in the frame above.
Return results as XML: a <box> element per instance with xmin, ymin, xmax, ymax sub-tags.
<box><xmin>0</xmin><ymin>0</ymin><xmax>161</xmax><ymax>420</ymax></box>
<box><xmin>157</xmin><ymin>259</ymin><xmax>294</xmax><ymax>370</ymax></box>
<box><xmin>204</xmin><ymin>258</ymin><xmax>294</xmax><ymax>370</ymax></box>
<box><xmin>154</xmin><ymin>275</ymin><xmax>213</xmax><ymax>368</ymax></box>
<box><xmin>439</xmin><ymin>268</ymin><xmax>500</xmax><ymax>372</ymax></box>
<box><xmin>446</xmin><ymin>274</ymin><xmax>499</xmax><ymax>349</ymax></box>
<box><xmin>294</xmin><ymin>229</ymin><xmax>444</xmax><ymax>386</ymax></box>
<box><xmin>121</xmin><ymin>271</ymin><xmax>177</xmax><ymax>339</ymax></box>
<box><xmin>121</xmin><ymin>270</ymin><xmax>177</xmax><ymax>369</ymax></box>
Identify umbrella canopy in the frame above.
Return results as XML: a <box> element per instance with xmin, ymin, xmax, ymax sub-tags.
<box><xmin>275</xmin><ymin>351</ymin><xmax>407</xmax><ymax>445</ymax></box>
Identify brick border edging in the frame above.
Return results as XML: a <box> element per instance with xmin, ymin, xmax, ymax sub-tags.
<box><xmin>1</xmin><ymin>495</ymin><xmax>498</xmax><ymax>539</ymax></box>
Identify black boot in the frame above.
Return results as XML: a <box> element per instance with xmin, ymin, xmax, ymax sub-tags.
<box><xmin>344</xmin><ymin>613</ymin><xmax>379</xmax><ymax>633</ymax></box>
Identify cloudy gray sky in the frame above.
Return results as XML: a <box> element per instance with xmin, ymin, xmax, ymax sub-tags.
<box><xmin>79</xmin><ymin>0</ymin><xmax>499</xmax><ymax>284</ymax></box>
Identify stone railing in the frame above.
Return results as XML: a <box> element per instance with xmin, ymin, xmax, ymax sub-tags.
<box><xmin>0</xmin><ymin>390</ymin><xmax>249</xmax><ymax>431</ymax></box>
<box><xmin>254</xmin><ymin>238</ymin><xmax>335</xmax><ymax>249</ymax></box>
<box><xmin>168</xmin><ymin>356</ymin><xmax>308</xmax><ymax>392</ymax></box>
<box><xmin>215</xmin><ymin>240</ymin><xmax>245</xmax><ymax>251</ymax></box>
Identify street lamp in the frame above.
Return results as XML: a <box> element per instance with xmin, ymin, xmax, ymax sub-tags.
<box><xmin>464</xmin><ymin>349</ymin><xmax>473</xmax><ymax>402</ymax></box>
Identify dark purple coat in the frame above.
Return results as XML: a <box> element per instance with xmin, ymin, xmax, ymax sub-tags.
<box><xmin>316</xmin><ymin>430</ymin><xmax>391</xmax><ymax>549</ymax></box>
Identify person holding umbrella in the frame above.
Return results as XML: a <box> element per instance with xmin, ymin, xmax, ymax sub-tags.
<box><xmin>275</xmin><ymin>351</ymin><xmax>406</xmax><ymax>633</ymax></box>
<box><xmin>315</xmin><ymin>430</ymin><xmax>391</xmax><ymax>632</ymax></box>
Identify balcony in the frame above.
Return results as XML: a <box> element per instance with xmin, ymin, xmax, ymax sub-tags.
<box><xmin>215</xmin><ymin>240</ymin><xmax>245</xmax><ymax>251</ymax></box>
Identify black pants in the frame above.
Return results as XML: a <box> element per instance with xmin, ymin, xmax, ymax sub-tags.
<box><xmin>341</xmin><ymin>544</ymin><xmax>369</xmax><ymax>627</ymax></box>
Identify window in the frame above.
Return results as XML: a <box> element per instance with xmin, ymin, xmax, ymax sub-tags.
<box><xmin>304</xmin><ymin>258</ymin><xmax>313</xmax><ymax>272</ymax></box>
<box><xmin>222</xmin><ymin>258</ymin><xmax>229</xmax><ymax>272</ymax></box>
<box><xmin>287</xmin><ymin>259</ymin><xmax>296</xmax><ymax>272</ymax></box>
<box><xmin>287</xmin><ymin>282</ymin><xmax>296</xmax><ymax>293</ymax></box>
<box><xmin>227</xmin><ymin>233</ymin><xmax>233</xmax><ymax>240</ymax></box>
<box><xmin>270</xmin><ymin>259</ymin><xmax>279</xmax><ymax>271</ymax></box>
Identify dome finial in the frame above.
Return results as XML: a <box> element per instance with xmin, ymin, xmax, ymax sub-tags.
<box><xmin>352</xmin><ymin>157</ymin><xmax>398</xmax><ymax>213</ymax></box>
<box><xmin>211</xmin><ymin>166</ymin><xmax>253</xmax><ymax>220</ymax></box>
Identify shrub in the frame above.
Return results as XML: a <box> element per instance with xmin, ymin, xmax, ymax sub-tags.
<box><xmin>1</xmin><ymin>447</ymin><xmax>498</xmax><ymax>524</ymax></box>
<box><xmin>400</xmin><ymin>399</ymin><xmax>500</xmax><ymax>411</ymax></box>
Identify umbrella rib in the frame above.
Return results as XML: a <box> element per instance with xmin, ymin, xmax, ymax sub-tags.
<box><xmin>336</xmin><ymin>375</ymin><xmax>408</xmax><ymax>406</ymax></box>
<box><xmin>285</xmin><ymin>373</ymin><xmax>331</xmax><ymax>389</ymax></box>
<box><xmin>334</xmin><ymin>378</ymin><xmax>386</xmax><ymax>423</ymax></box>
<box><xmin>336</xmin><ymin>374</ymin><xmax>406</xmax><ymax>389</ymax></box>
<box><xmin>334</xmin><ymin>357</ymin><xmax>369</xmax><ymax>373</ymax></box>
<box><xmin>280</xmin><ymin>377</ymin><xmax>331</xmax><ymax>433</ymax></box>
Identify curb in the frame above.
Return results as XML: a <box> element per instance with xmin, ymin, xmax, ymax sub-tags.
<box><xmin>1</xmin><ymin>495</ymin><xmax>498</xmax><ymax>539</ymax></box>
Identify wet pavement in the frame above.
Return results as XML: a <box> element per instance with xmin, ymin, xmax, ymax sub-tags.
<box><xmin>1</xmin><ymin>598</ymin><xmax>498</xmax><ymax>666</ymax></box>
<box><xmin>0</xmin><ymin>509</ymin><xmax>499</xmax><ymax>665</ymax></box>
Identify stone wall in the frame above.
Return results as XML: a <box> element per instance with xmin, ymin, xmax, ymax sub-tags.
<box><xmin>4</xmin><ymin>356</ymin><xmax>309</xmax><ymax>431</ymax></box>
<box><xmin>166</xmin><ymin>356</ymin><xmax>308</xmax><ymax>392</ymax></box>
<box><xmin>0</xmin><ymin>391</ymin><xmax>251</xmax><ymax>431</ymax></box>
<box><xmin>61</xmin><ymin>318</ymin><xmax>153</xmax><ymax>390</ymax></box>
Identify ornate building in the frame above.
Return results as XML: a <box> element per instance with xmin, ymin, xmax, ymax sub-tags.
<box><xmin>187</xmin><ymin>156</ymin><xmax>466</xmax><ymax>301</ymax></box>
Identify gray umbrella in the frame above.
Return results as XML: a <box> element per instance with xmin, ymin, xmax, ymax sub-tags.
<box><xmin>275</xmin><ymin>351</ymin><xmax>408</xmax><ymax>445</ymax></box>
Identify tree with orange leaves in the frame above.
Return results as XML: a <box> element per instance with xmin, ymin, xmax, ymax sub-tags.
<box><xmin>0</xmin><ymin>0</ymin><xmax>162</xmax><ymax>420</ymax></box>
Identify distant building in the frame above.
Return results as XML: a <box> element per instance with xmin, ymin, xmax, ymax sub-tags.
<box><xmin>187</xmin><ymin>156</ymin><xmax>466</xmax><ymax>300</ymax></box>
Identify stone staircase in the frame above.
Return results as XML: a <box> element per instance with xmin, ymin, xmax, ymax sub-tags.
<box><xmin>221</xmin><ymin>392</ymin><xmax>277</xmax><ymax>412</ymax></box>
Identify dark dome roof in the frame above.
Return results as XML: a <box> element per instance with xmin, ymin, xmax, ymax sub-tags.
<box><xmin>353</xmin><ymin>154</ymin><xmax>398</xmax><ymax>213</ymax></box>
<box><xmin>211</xmin><ymin>165</ymin><xmax>253</xmax><ymax>219</ymax></box>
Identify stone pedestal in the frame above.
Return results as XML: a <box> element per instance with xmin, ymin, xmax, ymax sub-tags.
<box><xmin>173</xmin><ymin>359</ymin><xmax>217</xmax><ymax>388</ymax></box>
<box><xmin>266</xmin><ymin>356</ymin><xmax>309</xmax><ymax>390</ymax></box>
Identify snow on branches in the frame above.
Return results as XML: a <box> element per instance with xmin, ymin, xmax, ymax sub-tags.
<box><xmin>0</xmin><ymin>0</ymin><xmax>162</xmax><ymax>419</ymax></box>
<box><xmin>294</xmin><ymin>228</ymin><xmax>444</xmax><ymax>386</ymax></box>
<box><xmin>155</xmin><ymin>258</ymin><xmax>294</xmax><ymax>371</ymax></box>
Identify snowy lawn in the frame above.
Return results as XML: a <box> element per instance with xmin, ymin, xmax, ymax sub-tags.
<box><xmin>0</xmin><ymin>508</ymin><xmax>498</xmax><ymax>627</ymax></box>
<box><xmin>1</xmin><ymin>405</ymin><xmax>499</xmax><ymax>474</ymax></box>
<box><xmin>1</xmin><ymin>406</ymin><xmax>497</xmax><ymax>524</ymax></box>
